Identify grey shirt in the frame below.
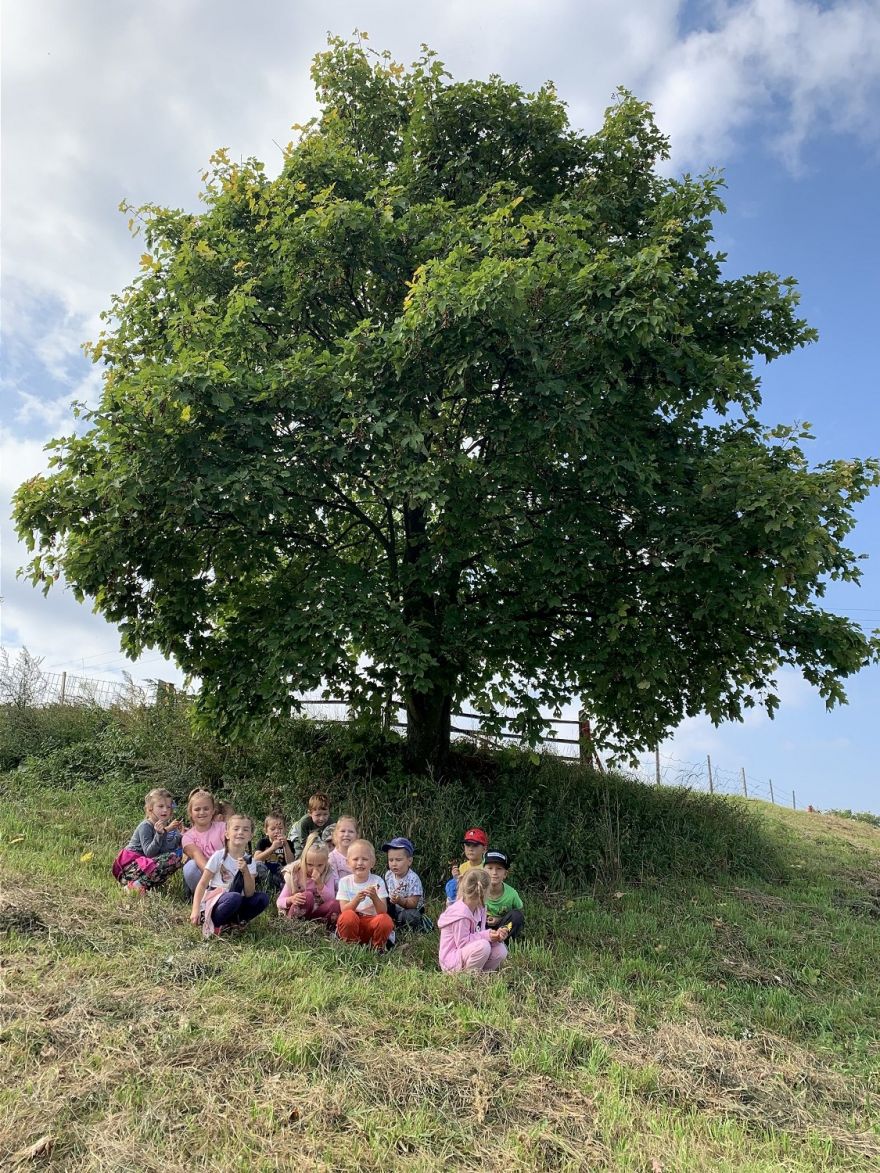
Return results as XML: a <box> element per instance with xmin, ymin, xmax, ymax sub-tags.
<box><xmin>126</xmin><ymin>819</ymin><xmax>182</xmax><ymax>858</ymax></box>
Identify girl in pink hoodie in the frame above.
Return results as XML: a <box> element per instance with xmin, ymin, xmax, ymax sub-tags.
<box><xmin>438</xmin><ymin>868</ymin><xmax>507</xmax><ymax>973</ymax></box>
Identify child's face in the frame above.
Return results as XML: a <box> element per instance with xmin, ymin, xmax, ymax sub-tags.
<box><xmin>189</xmin><ymin>796</ymin><xmax>215</xmax><ymax>827</ymax></box>
<box><xmin>386</xmin><ymin>848</ymin><xmax>412</xmax><ymax>878</ymax></box>
<box><xmin>310</xmin><ymin>805</ymin><xmax>331</xmax><ymax>828</ymax></box>
<box><xmin>347</xmin><ymin>843</ymin><xmax>373</xmax><ymax>880</ymax></box>
<box><xmin>227</xmin><ymin>819</ymin><xmax>252</xmax><ymax>853</ymax></box>
<box><xmin>149</xmin><ymin>797</ymin><xmax>173</xmax><ymax>823</ymax></box>
<box><xmin>485</xmin><ymin>863</ymin><xmax>507</xmax><ymax>887</ymax></box>
<box><xmin>305</xmin><ymin>850</ymin><xmax>326</xmax><ymax>881</ymax></box>
<box><xmin>265</xmin><ymin>818</ymin><xmax>286</xmax><ymax>841</ymax></box>
<box><xmin>334</xmin><ymin>819</ymin><xmax>357</xmax><ymax>850</ymax></box>
<box><xmin>463</xmin><ymin>841</ymin><xmax>484</xmax><ymax>864</ymax></box>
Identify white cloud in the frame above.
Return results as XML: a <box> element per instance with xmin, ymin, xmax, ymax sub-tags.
<box><xmin>649</xmin><ymin>0</ymin><xmax>880</xmax><ymax>167</ymax></box>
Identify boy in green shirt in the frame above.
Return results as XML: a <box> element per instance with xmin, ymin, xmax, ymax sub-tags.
<box><xmin>484</xmin><ymin>850</ymin><xmax>525</xmax><ymax>941</ymax></box>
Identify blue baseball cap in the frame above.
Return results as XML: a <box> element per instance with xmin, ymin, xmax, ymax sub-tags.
<box><xmin>381</xmin><ymin>836</ymin><xmax>415</xmax><ymax>855</ymax></box>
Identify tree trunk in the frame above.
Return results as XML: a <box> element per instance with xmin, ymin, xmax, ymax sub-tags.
<box><xmin>405</xmin><ymin>685</ymin><xmax>452</xmax><ymax>773</ymax></box>
<box><xmin>400</xmin><ymin>499</ymin><xmax>455</xmax><ymax>772</ymax></box>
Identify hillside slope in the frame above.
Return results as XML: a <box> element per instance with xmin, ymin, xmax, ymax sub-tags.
<box><xmin>1</xmin><ymin>774</ymin><xmax>879</xmax><ymax>1171</ymax></box>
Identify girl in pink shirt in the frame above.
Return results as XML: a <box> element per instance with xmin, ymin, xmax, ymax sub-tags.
<box><xmin>328</xmin><ymin>814</ymin><xmax>358</xmax><ymax>883</ymax></box>
<box><xmin>438</xmin><ymin>868</ymin><xmax>507</xmax><ymax>974</ymax></box>
<box><xmin>277</xmin><ymin>834</ymin><xmax>340</xmax><ymax>927</ymax></box>
<box><xmin>181</xmin><ymin>788</ymin><xmax>226</xmax><ymax>895</ymax></box>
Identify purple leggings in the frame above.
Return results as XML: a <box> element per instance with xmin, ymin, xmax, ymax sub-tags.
<box><xmin>211</xmin><ymin>891</ymin><xmax>270</xmax><ymax>927</ymax></box>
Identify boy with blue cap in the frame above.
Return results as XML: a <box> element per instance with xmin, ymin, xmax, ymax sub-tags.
<box><xmin>382</xmin><ymin>836</ymin><xmax>431</xmax><ymax>932</ymax></box>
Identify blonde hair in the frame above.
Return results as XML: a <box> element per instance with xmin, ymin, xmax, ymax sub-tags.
<box><xmin>346</xmin><ymin>838</ymin><xmax>375</xmax><ymax>866</ymax></box>
<box><xmin>459</xmin><ymin>868</ymin><xmax>490</xmax><ymax>905</ymax></box>
<box><xmin>144</xmin><ymin>788</ymin><xmax>174</xmax><ymax>814</ymax></box>
<box><xmin>332</xmin><ymin>815</ymin><xmax>358</xmax><ymax>846</ymax></box>
<box><xmin>293</xmin><ymin>832</ymin><xmax>332</xmax><ymax>889</ymax></box>
<box><xmin>186</xmin><ymin>788</ymin><xmax>217</xmax><ymax>822</ymax></box>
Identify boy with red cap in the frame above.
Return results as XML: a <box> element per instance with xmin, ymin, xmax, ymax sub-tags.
<box><xmin>444</xmin><ymin>827</ymin><xmax>488</xmax><ymax>903</ymax></box>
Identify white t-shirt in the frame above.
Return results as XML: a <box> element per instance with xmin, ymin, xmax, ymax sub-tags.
<box><xmin>384</xmin><ymin>867</ymin><xmax>424</xmax><ymax>908</ymax></box>
<box><xmin>336</xmin><ymin>872</ymin><xmax>388</xmax><ymax>916</ymax></box>
<box><xmin>203</xmin><ymin>849</ymin><xmax>257</xmax><ymax>895</ymax></box>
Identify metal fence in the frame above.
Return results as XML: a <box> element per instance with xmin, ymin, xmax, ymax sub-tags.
<box><xmin>627</xmin><ymin>749</ymin><xmax>795</xmax><ymax>808</ymax></box>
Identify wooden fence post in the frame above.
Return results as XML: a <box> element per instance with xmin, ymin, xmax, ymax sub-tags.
<box><xmin>706</xmin><ymin>755</ymin><xmax>714</xmax><ymax>794</ymax></box>
<box><xmin>741</xmin><ymin>767</ymin><xmax>748</xmax><ymax>798</ymax></box>
<box><xmin>792</xmin><ymin>790</ymin><xmax>796</xmax><ymax>810</ymax></box>
<box><xmin>60</xmin><ymin>671</ymin><xmax>67</xmax><ymax>704</ymax></box>
<box><xmin>578</xmin><ymin>708</ymin><xmax>604</xmax><ymax>771</ymax></box>
<box><xmin>655</xmin><ymin>747</ymin><xmax>661</xmax><ymax>786</ymax></box>
<box><xmin>768</xmin><ymin>778</ymin><xmax>775</xmax><ymax>804</ymax></box>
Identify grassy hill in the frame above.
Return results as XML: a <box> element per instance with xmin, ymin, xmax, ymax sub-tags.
<box><xmin>1</xmin><ymin>727</ymin><xmax>879</xmax><ymax>1171</ymax></box>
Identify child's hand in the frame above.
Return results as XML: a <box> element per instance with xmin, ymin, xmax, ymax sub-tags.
<box><xmin>190</xmin><ymin>908</ymin><xmax>200</xmax><ymax>926</ymax></box>
<box><xmin>498</xmin><ymin>926</ymin><xmax>510</xmax><ymax>942</ymax></box>
<box><xmin>291</xmin><ymin>892</ymin><xmax>306</xmax><ymax>908</ymax></box>
<box><xmin>235</xmin><ymin>856</ymin><xmax>248</xmax><ymax>872</ymax></box>
<box><xmin>167</xmin><ymin>819</ymin><xmax>183</xmax><ymax>832</ymax></box>
<box><xmin>451</xmin><ymin>864</ymin><xmax>460</xmax><ymax>879</ymax></box>
<box><xmin>487</xmin><ymin>929</ymin><xmax>503</xmax><ymax>943</ymax></box>
<box><xmin>272</xmin><ymin>836</ymin><xmax>285</xmax><ymax>850</ymax></box>
<box><xmin>154</xmin><ymin>821</ymin><xmax>167</xmax><ymax>835</ymax></box>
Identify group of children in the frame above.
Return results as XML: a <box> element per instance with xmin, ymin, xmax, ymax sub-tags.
<box><xmin>113</xmin><ymin>788</ymin><xmax>525</xmax><ymax>974</ymax></box>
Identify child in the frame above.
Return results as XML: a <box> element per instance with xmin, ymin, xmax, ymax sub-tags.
<box><xmin>189</xmin><ymin>814</ymin><xmax>270</xmax><ymax>937</ymax></box>
<box><xmin>336</xmin><ymin>839</ymin><xmax>394</xmax><ymax>951</ymax></box>
<box><xmin>181</xmin><ymin>788</ymin><xmax>226</xmax><ymax>895</ymax></box>
<box><xmin>382</xmin><ymin>836</ymin><xmax>430</xmax><ymax>932</ymax></box>
<box><xmin>277</xmin><ymin>833</ymin><xmax>340</xmax><ymax>926</ymax></box>
<box><xmin>328</xmin><ymin>814</ymin><xmax>358</xmax><ymax>882</ymax></box>
<box><xmin>438</xmin><ymin>868</ymin><xmax>507</xmax><ymax>974</ymax></box>
<box><xmin>291</xmin><ymin>792</ymin><xmax>335</xmax><ymax>859</ymax></box>
<box><xmin>253</xmin><ymin>812</ymin><xmax>295</xmax><ymax>893</ymax></box>
<box><xmin>112</xmin><ymin>787</ymin><xmax>183</xmax><ymax>892</ymax></box>
<box><xmin>483</xmin><ymin>850</ymin><xmax>525</xmax><ymax>941</ymax></box>
<box><xmin>445</xmin><ymin>827</ymin><xmax>488</xmax><ymax>903</ymax></box>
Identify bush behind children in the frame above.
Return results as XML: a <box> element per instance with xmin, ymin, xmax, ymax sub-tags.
<box><xmin>114</xmin><ymin>791</ymin><xmax>518</xmax><ymax>973</ymax></box>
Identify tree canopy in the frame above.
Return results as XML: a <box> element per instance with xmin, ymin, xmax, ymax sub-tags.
<box><xmin>14</xmin><ymin>36</ymin><xmax>880</xmax><ymax>769</ymax></box>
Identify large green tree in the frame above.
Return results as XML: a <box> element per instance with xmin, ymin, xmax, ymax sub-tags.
<box><xmin>14</xmin><ymin>38</ymin><xmax>879</xmax><ymax>770</ymax></box>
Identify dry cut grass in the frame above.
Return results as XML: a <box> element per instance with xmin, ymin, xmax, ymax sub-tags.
<box><xmin>2</xmin><ymin>800</ymin><xmax>880</xmax><ymax>1171</ymax></box>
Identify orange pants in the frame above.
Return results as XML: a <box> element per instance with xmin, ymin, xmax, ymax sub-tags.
<box><xmin>337</xmin><ymin>909</ymin><xmax>394</xmax><ymax>950</ymax></box>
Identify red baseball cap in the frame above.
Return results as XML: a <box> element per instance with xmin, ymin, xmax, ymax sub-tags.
<box><xmin>463</xmin><ymin>827</ymin><xmax>488</xmax><ymax>847</ymax></box>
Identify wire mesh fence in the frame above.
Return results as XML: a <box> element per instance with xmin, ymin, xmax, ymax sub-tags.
<box><xmin>628</xmin><ymin>749</ymin><xmax>792</xmax><ymax>807</ymax></box>
<box><xmin>0</xmin><ymin>649</ymin><xmax>156</xmax><ymax>710</ymax></box>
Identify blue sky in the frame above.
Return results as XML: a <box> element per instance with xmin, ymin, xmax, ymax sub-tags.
<box><xmin>2</xmin><ymin>1</ymin><xmax>879</xmax><ymax>810</ymax></box>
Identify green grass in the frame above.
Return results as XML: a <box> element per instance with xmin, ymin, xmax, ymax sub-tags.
<box><xmin>2</xmin><ymin>774</ymin><xmax>879</xmax><ymax>1171</ymax></box>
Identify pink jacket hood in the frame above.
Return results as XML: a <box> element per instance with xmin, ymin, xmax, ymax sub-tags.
<box><xmin>438</xmin><ymin>899</ymin><xmax>481</xmax><ymax>930</ymax></box>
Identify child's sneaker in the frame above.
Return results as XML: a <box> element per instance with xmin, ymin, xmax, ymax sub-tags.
<box><xmin>126</xmin><ymin>880</ymin><xmax>145</xmax><ymax>893</ymax></box>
